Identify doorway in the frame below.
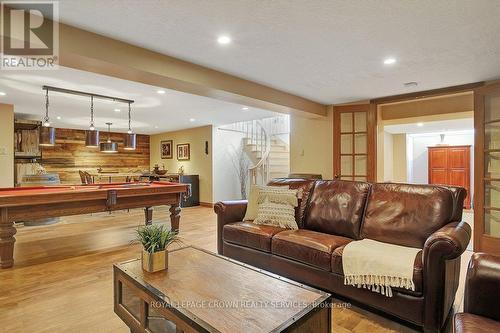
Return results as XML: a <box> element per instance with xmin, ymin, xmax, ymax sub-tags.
<box><xmin>381</xmin><ymin>118</ymin><xmax>474</xmax><ymax>249</ymax></box>
<box><xmin>376</xmin><ymin>92</ymin><xmax>475</xmax><ymax>249</ymax></box>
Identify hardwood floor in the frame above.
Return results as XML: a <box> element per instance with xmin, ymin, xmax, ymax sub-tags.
<box><xmin>0</xmin><ymin>206</ymin><xmax>472</xmax><ymax>332</ymax></box>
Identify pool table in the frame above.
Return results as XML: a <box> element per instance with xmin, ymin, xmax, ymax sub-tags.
<box><xmin>0</xmin><ymin>181</ymin><xmax>189</xmax><ymax>269</ymax></box>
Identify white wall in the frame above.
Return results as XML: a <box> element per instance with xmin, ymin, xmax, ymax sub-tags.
<box><xmin>392</xmin><ymin>134</ymin><xmax>407</xmax><ymax>182</ymax></box>
<box><xmin>289</xmin><ymin>110</ymin><xmax>333</xmax><ymax>179</ymax></box>
<box><xmin>383</xmin><ymin>131</ymin><xmax>393</xmax><ymax>181</ymax></box>
<box><xmin>212</xmin><ymin>128</ymin><xmax>249</xmax><ymax>202</ymax></box>
<box><xmin>150</xmin><ymin>125</ymin><xmax>213</xmax><ymax>204</ymax></box>
<box><xmin>408</xmin><ymin>131</ymin><xmax>474</xmax><ymax>197</ymax></box>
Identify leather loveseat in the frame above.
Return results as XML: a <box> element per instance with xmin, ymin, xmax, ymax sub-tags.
<box><xmin>214</xmin><ymin>179</ymin><xmax>471</xmax><ymax>333</ymax></box>
<box><xmin>454</xmin><ymin>253</ymin><xmax>500</xmax><ymax>333</ymax></box>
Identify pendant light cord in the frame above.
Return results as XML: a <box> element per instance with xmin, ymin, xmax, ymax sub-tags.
<box><xmin>90</xmin><ymin>95</ymin><xmax>94</xmax><ymax>129</ymax></box>
<box><xmin>128</xmin><ymin>102</ymin><xmax>132</xmax><ymax>133</ymax></box>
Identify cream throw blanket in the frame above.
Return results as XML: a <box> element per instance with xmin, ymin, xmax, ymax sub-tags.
<box><xmin>342</xmin><ymin>239</ymin><xmax>420</xmax><ymax>297</ymax></box>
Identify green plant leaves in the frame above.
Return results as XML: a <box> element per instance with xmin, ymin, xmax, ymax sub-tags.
<box><xmin>136</xmin><ymin>224</ymin><xmax>179</xmax><ymax>253</ymax></box>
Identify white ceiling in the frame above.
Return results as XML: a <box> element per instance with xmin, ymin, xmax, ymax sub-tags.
<box><xmin>38</xmin><ymin>0</ymin><xmax>500</xmax><ymax>104</ymax></box>
<box><xmin>384</xmin><ymin>118</ymin><xmax>473</xmax><ymax>135</ymax></box>
<box><xmin>0</xmin><ymin>66</ymin><xmax>277</xmax><ymax>134</ymax></box>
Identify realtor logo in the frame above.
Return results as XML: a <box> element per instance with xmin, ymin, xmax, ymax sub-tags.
<box><xmin>1</xmin><ymin>1</ymin><xmax>59</xmax><ymax>69</ymax></box>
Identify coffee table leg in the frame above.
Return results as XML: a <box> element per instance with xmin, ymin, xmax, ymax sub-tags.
<box><xmin>144</xmin><ymin>207</ymin><xmax>153</xmax><ymax>226</ymax></box>
<box><xmin>169</xmin><ymin>204</ymin><xmax>181</xmax><ymax>232</ymax></box>
<box><xmin>0</xmin><ymin>209</ymin><xmax>16</xmax><ymax>269</ymax></box>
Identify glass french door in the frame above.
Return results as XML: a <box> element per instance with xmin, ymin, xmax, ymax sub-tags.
<box><xmin>475</xmin><ymin>83</ymin><xmax>500</xmax><ymax>255</ymax></box>
<box><xmin>333</xmin><ymin>104</ymin><xmax>376</xmax><ymax>182</ymax></box>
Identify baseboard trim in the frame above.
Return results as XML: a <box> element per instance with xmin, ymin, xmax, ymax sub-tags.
<box><xmin>199</xmin><ymin>202</ymin><xmax>214</xmax><ymax>208</ymax></box>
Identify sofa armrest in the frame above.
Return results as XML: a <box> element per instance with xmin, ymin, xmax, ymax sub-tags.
<box><xmin>422</xmin><ymin>221</ymin><xmax>471</xmax><ymax>331</ymax></box>
<box><xmin>214</xmin><ymin>200</ymin><xmax>248</xmax><ymax>254</ymax></box>
<box><xmin>464</xmin><ymin>253</ymin><xmax>500</xmax><ymax>321</ymax></box>
<box><xmin>423</xmin><ymin>221</ymin><xmax>471</xmax><ymax>261</ymax></box>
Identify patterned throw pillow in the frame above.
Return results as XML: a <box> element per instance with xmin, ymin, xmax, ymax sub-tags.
<box><xmin>254</xmin><ymin>188</ymin><xmax>299</xmax><ymax>229</ymax></box>
<box><xmin>243</xmin><ymin>185</ymin><xmax>290</xmax><ymax>221</ymax></box>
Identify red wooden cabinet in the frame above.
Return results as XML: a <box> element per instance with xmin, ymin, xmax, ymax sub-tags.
<box><xmin>428</xmin><ymin>145</ymin><xmax>471</xmax><ymax>209</ymax></box>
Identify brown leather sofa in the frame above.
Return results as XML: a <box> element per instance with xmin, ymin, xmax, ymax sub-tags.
<box><xmin>454</xmin><ymin>253</ymin><xmax>500</xmax><ymax>333</ymax></box>
<box><xmin>214</xmin><ymin>179</ymin><xmax>471</xmax><ymax>333</ymax></box>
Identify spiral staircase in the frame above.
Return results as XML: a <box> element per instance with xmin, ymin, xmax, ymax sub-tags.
<box><xmin>218</xmin><ymin>115</ymin><xmax>290</xmax><ymax>185</ymax></box>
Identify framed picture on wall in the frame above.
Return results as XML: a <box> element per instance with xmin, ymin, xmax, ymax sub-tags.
<box><xmin>177</xmin><ymin>143</ymin><xmax>190</xmax><ymax>161</ymax></box>
<box><xmin>161</xmin><ymin>140</ymin><xmax>173</xmax><ymax>159</ymax></box>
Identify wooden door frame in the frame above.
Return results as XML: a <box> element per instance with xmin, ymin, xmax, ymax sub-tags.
<box><xmin>367</xmin><ymin>82</ymin><xmax>484</xmax><ymax>184</ymax></box>
<box><xmin>473</xmin><ymin>82</ymin><xmax>500</xmax><ymax>254</ymax></box>
<box><xmin>333</xmin><ymin>103</ymin><xmax>377</xmax><ymax>181</ymax></box>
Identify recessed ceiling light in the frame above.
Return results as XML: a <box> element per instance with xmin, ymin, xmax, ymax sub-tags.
<box><xmin>217</xmin><ymin>35</ymin><xmax>231</xmax><ymax>45</ymax></box>
<box><xmin>383</xmin><ymin>57</ymin><xmax>397</xmax><ymax>65</ymax></box>
<box><xmin>242</xmin><ymin>107</ymin><xmax>249</xmax><ymax>110</ymax></box>
<box><xmin>189</xmin><ymin>118</ymin><xmax>196</xmax><ymax>122</ymax></box>
<box><xmin>0</xmin><ymin>92</ymin><xmax>6</xmax><ymax>96</ymax></box>
<box><xmin>154</xmin><ymin>125</ymin><xmax>158</xmax><ymax>129</ymax></box>
<box><xmin>417</xmin><ymin>122</ymin><xmax>424</xmax><ymax>127</ymax></box>
<box><xmin>114</xmin><ymin>108</ymin><xmax>121</xmax><ymax>112</ymax></box>
<box><xmin>157</xmin><ymin>90</ymin><xmax>166</xmax><ymax>94</ymax></box>
<box><xmin>56</xmin><ymin>116</ymin><xmax>61</xmax><ymax>120</ymax></box>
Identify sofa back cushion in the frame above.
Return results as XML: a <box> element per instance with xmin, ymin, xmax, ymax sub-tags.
<box><xmin>361</xmin><ymin>183</ymin><xmax>455</xmax><ymax>248</ymax></box>
<box><xmin>304</xmin><ymin>180</ymin><xmax>371</xmax><ymax>239</ymax></box>
<box><xmin>437</xmin><ymin>185</ymin><xmax>467</xmax><ymax>221</ymax></box>
<box><xmin>267</xmin><ymin>178</ymin><xmax>316</xmax><ymax>228</ymax></box>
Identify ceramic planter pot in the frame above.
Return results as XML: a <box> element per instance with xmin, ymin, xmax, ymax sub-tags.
<box><xmin>142</xmin><ymin>249</ymin><xmax>168</xmax><ymax>272</ymax></box>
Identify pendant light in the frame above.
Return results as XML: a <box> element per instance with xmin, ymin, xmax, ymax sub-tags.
<box><xmin>100</xmin><ymin>122</ymin><xmax>118</xmax><ymax>153</ymax></box>
<box><xmin>85</xmin><ymin>95</ymin><xmax>100</xmax><ymax>147</ymax></box>
<box><xmin>39</xmin><ymin>88</ymin><xmax>56</xmax><ymax>146</ymax></box>
<box><xmin>124</xmin><ymin>102</ymin><xmax>136</xmax><ymax>150</ymax></box>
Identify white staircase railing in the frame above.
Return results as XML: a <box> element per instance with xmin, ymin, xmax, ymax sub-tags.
<box><xmin>248</xmin><ymin>120</ymin><xmax>271</xmax><ymax>185</ymax></box>
<box><xmin>218</xmin><ymin>115</ymin><xmax>289</xmax><ymax>185</ymax></box>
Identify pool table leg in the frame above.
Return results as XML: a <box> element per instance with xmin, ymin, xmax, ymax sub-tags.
<box><xmin>144</xmin><ymin>207</ymin><xmax>153</xmax><ymax>226</ymax></box>
<box><xmin>169</xmin><ymin>204</ymin><xmax>181</xmax><ymax>232</ymax></box>
<box><xmin>0</xmin><ymin>209</ymin><xmax>16</xmax><ymax>269</ymax></box>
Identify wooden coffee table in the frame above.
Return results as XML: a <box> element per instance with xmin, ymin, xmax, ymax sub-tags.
<box><xmin>113</xmin><ymin>246</ymin><xmax>331</xmax><ymax>333</ymax></box>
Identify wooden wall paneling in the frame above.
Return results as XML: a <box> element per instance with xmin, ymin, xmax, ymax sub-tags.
<box><xmin>41</xmin><ymin>128</ymin><xmax>150</xmax><ymax>184</ymax></box>
<box><xmin>378</xmin><ymin>93</ymin><xmax>474</xmax><ymax>121</ymax></box>
<box><xmin>370</xmin><ymin>82</ymin><xmax>484</xmax><ymax>105</ymax></box>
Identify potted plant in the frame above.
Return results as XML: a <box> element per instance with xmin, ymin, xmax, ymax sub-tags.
<box><xmin>136</xmin><ymin>224</ymin><xmax>179</xmax><ymax>272</ymax></box>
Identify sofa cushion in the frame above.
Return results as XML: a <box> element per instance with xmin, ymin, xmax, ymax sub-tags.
<box><xmin>361</xmin><ymin>183</ymin><xmax>455</xmax><ymax>248</ymax></box>
<box><xmin>304</xmin><ymin>180</ymin><xmax>371</xmax><ymax>239</ymax></box>
<box><xmin>454</xmin><ymin>313</ymin><xmax>500</xmax><ymax>333</ymax></box>
<box><xmin>272</xmin><ymin>229</ymin><xmax>352</xmax><ymax>271</ymax></box>
<box><xmin>223</xmin><ymin>222</ymin><xmax>286</xmax><ymax>252</ymax></box>
<box><xmin>438</xmin><ymin>185</ymin><xmax>467</xmax><ymax>221</ymax></box>
<box><xmin>267</xmin><ymin>178</ymin><xmax>316</xmax><ymax>228</ymax></box>
<box><xmin>331</xmin><ymin>244</ymin><xmax>423</xmax><ymax>296</ymax></box>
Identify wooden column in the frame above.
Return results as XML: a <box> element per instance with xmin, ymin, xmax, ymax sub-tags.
<box><xmin>144</xmin><ymin>207</ymin><xmax>153</xmax><ymax>226</ymax></box>
<box><xmin>169</xmin><ymin>204</ymin><xmax>181</xmax><ymax>232</ymax></box>
<box><xmin>0</xmin><ymin>208</ymin><xmax>16</xmax><ymax>268</ymax></box>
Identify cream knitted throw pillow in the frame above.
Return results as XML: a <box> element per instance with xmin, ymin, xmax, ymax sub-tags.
<box><xmin>243</xmin><ymin>185</ymin><xmax>290</xmax><ymax>221</ymax></box>
<box><xmin>253</xmin><ymin>187</ymin><xmax>299</xmax><ymax>229</ymax></box>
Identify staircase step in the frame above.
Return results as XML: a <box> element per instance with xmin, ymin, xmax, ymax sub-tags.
<box><xmin>247</xmin><ymin>144</ymin><xmax>288</xmax><ymax>153</ymax></box>
<box><xmin>270</xmin><ymin>171</ymin><xmax>289</xmax><ymax>179</ymax></box>
<box><xmin>255</xmin><ymin>151</ymin><xmax>289</xmax><ymax>159</ymax></box>
<box><xmin>244</xmin><ymin>138</ymin><xmax>279</xmax><ymax>145</ymax></box>
<box><xmin>270</xmin><ymin>159</ymin><xmax>289</xmax><ymax>166</ymax></box>
<box><xmin>269</xmin><ymin>165</ymin><xmax>290</xmax><ymax>173</ymax></box>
